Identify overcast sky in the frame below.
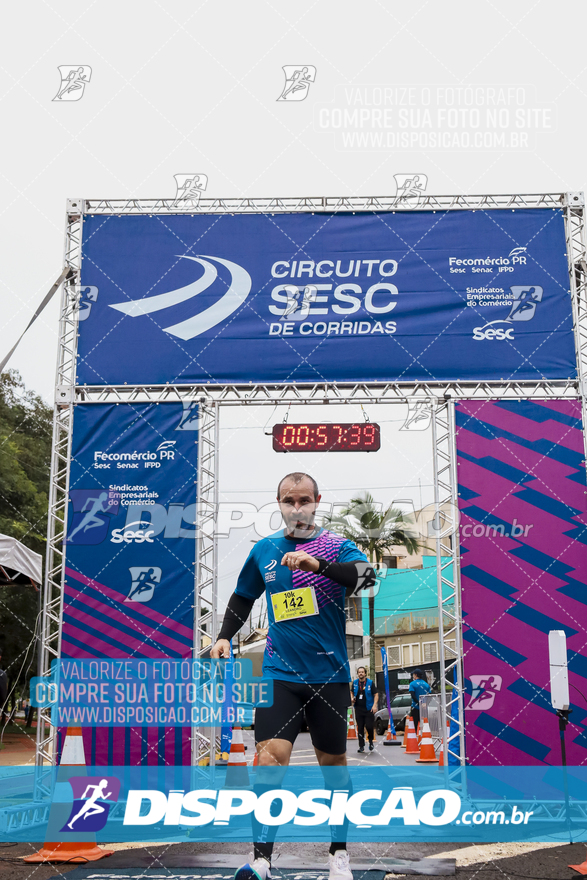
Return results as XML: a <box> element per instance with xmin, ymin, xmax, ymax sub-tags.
<box><xmin>1</xmin><ymin>1</ymin><xmax>585</xmax><ymax>403</ymax></box>
<box><xmin>1</xmin><ymin>1</ymin><xmax>583</xmax><ymax>618</ymax></box>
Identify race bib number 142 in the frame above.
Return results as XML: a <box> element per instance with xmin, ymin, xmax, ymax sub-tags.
<box><xmin>271</xmin><ymin>586</ymin><xmax>319</xmax><ymax>622</ymax></box>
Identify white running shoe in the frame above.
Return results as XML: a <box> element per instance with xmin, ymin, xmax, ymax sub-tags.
<box><xmin>234</xmin><ymin>855</ymin><xmax>272</xmax><ymax>880</ymax></box>
<box><xmin>329</xmin><ymin>849</ymin><xmax>353</xmax><ymax>880</ymax></box>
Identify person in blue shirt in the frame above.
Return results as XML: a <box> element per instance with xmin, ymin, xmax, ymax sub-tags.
<box><xmin>211</xmin><ymin>472</ymin><xmax>376</xmax><ymax>880</ymax></box>
<box><xmin>351</xmin><ymin>666</ymin><xmax>379</xmax><ymax>752</ymax></box>
<box><xmin>409</xmin><ymin>668</ymin><xmax>431</xmax><ymax>732</ymax></box>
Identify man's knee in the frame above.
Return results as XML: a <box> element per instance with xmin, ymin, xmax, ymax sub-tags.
<box><xmin>315</xmin><ymin>749</ymin><xmax>347</xmax><ymax>766</ymax></box>
<box><xmin>257</xmin><ymin>738</ymin><xmax>292</xmax><ymax>766</ymax></box>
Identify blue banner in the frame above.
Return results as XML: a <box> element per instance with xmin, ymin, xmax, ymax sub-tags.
<box><xmin>64</xmin><ymin>402</ymin><xmax>198</xmax><ymax>656</ymax></box>
<box><xmin>63</xmin><ymin>402</ymin><xmax>199</xmax><ymax>764</ymax></box>
<box><xmin>2</xmin><ymin>766</ymin><xmax>586</xmax><ymax>843</ymax></box>
<box><xmin>77</xmin><ymin>209</ymin><xmax>576</xmax><ymax>385</ymax></box>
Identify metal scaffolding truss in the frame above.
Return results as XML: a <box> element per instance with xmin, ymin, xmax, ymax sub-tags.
<box><xmin>34</xmin><ymin>193</ymin><xmax>586</xmax><ymax>775</ymax></box>
<box><xmin>35</xmin><ymin>204</ymin><xmax>82</xmax><ymax>793</ymax></box>
<box><xmin>565</xmin><ymin>196</ymin><xmax>587</xmax><ymax>460</ymax></box>
<box><xmin>81</xmin><ymin>192</ymin><xmax>577</xmax><ymax>215</ymax></box>
<box><xmin>192</xmin><ymin>401</ymin><xmax>219</xmax><ymax>766</ymax></box>
<box><xmin>431</xmin><ymin>400</ymin><xmax>465</xmax><ymax>766</ymax></box>
<box><xmin>74</xmin><ymin>379</ymin><xmax>581</xmax><ymax>406</ymax></box>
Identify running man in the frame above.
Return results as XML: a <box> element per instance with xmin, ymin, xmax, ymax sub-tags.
<box><xmin>67</xmin><ymin>779</ymin><xmax>112</xmax><ymax>829</ymax></box>
<box><xmin>409</xmin><ymin>668</ymin><xmax>431</xmax><ymax>733</ymax></box>
<box><xmin>211</xmin><ymin>472</ymin><xmax>376</xmax><ymax>880</ymax></box>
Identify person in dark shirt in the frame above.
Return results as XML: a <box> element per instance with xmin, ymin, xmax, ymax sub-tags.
<box><xmin>408</xmin><ymin>668</ymin><xmax>431</xmax><ymax>731</ymax></box>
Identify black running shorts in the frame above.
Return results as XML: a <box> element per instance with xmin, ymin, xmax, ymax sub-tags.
<box><xmin>254</xmin><ymin>679</ymin><xmax>351</xmax><ymax>755</ymax></box>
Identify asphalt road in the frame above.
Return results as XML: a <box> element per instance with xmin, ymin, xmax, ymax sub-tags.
<box><xmin>242</xmin><ymin>729</ymin><xmax>421</xmax><ymax>766</ymax></box>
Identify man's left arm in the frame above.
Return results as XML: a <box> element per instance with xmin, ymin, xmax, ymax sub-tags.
<box><xmin>317</xmin><ymin>557</ymin><xmax>376</xmax><ymax>591</ymax></box>
<box><xmin>280</xmin><ymin>549</ymin><xmax>377</xmax><ymax>592</ymax></box>
<box><xmin>316</xmin><ymin>537</ymin><xmax>376</xmax><ymax>592</ymax></box>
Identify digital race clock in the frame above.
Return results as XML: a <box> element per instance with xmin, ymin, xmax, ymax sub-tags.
<box><xmin>272</xmin><ymin>423</ymin><xmax>381</xmax><ymax>452</ymax></box>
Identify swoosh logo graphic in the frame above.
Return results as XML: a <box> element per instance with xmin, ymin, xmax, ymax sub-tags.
<box><xmin>109</xmin><ymin>258</ymin><xmax>217</xmax><ymax>316</ymax></box>
<box><xmin>108</xmin><ymin>255</ymin><xmax>252</xmax><ymax>340</ymax></box>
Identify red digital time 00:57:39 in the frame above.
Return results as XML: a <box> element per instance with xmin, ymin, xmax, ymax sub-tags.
<box><xmin>272</xmin><ymin>423</ymin><xmax>381</xmax><ymax>453</ymax></box>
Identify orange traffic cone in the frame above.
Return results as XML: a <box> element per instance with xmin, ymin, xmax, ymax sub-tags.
<box><xmin>383</xmin><ymin>721</ymin><xmax>401</xmax><ymax>747</ymax></box>
<box><xmin>346</xmin><ymin>708</ymin><xmax>358</xmax><ymax>740</ymax></box>
<box><xmin>438</xmin><ymin>718</ymin><xmax>452</xmax><ymax>768</ymax></box>
<box><xmin>23</xmin><ymin>727</ymin><xmax>114</xmax><ymax>864</ymax></box>
<box><xmin>224</xmin><ymin>726</ymin><xmax>250</xmax><ymax>787</ymax></box>
<box><xmin>416</xmin><ymin>719</ymin><xmax>438</xmax><ymax>763</ymax></box>
<box><xmin>252</xmin><ymin>748</ymin><xmax>259</xmax><ymax>767</ymax></box>
<box><xmin>417</xmin><ymin>722</ymin><xmax>421</xmax><ymax>745</ymax></box>
<box><xmin>570</xmin><ymin>849</ymin><xmax>587</xmax><ymax>874</ymax></box>
<box><xmin>404</xmin><ymin>716</ymin><xmax>419</xmax><ymax>754</ymax></box>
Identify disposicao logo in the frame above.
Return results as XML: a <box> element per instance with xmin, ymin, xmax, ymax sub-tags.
<box><xmin>109</xmin><ymin>255</ymin><xmax>252</xmax><ymax>340</ymax></box>
<box><xmin>61</xmin><ymin>776</ymin><xmax>121</xmax><ymax>832</ymax></box>
<box><xmin>123</xmin><ymin>786</ymin><xmax>461</xmax><ymax>827</ymax></box>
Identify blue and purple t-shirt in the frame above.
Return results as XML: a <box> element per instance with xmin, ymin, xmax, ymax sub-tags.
<box><xmin>234</xmin><ymin>528</ymin><xmax>367</xmax><ymax>684</ymax></box>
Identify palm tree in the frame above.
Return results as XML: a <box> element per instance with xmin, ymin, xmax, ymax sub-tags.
<box><xmin>322</xmin><ymin>493</ymin><xmax>420</xmax><ymax>676</ymax></box>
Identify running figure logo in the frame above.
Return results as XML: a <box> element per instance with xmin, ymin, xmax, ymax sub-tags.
<box><xmin>126</xmin><ymin>566</ymin><xmax>162</xmax><ymax>603</ymax></box>
<box><xmin>52</xmin><ymin>66</ymin><xmax>92</xmax><ymax>101</ymax></box>
<box><xmin>172</xmin><ymin>174</ymin><xmax>208</xmax><ymax>208</ymax></box>
<box><xmin>394</xmin><ymin>173</ymin><xmax>428</xmax><ymax>207</ymax></box>
<box><xmin>60</xmin><ymin>776</ymin><xmax>120</xmax><ymax>832</ymax></box>
<box><xmin>467</xmin><ymin>674</ymin><xmax>503</xmax><ymax>710</ymax></box>
<box><xmin>277</xmin><ymin>66</ymin><xmax>316</xmax><ymax>102</ymax></box>
<box><xmin>67</xmin><ymin>490</ymin><xmax>120</xmax><ymax>545</ymax></box>
<box><xmin>77</xmin><ymin>285</ymin><xmax>99</xmax><ymax>322</ymax></box>
<box><xmin>278</xmin><ymin>286</ymin><xmax>318</xmax><ymax>320</ymax></box>
<box><xmin>507</xmin><ymin>286</ymin><xmax>543</xmax><ymax>322</ymax></box>
<box><xmin>400</xmin><ymin>401</ymin><xmax>431</xmax><ymax>431</ymax></box>
<box><xmin>176</xmin><ymin>401</ymin><xmax>202</xmax><ymax>431</ymax></box>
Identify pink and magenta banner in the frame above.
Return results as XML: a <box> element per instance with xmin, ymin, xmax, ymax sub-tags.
<box><xmin>456</xmin><ymin>399</ymin><xmax>587</xmax><ymax>765</ymax></box>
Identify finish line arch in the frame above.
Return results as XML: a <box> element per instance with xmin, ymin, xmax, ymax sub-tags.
<box><xmin>36</xmin><ymin>192</ymin><xmax>587</xmax><ymax>786</ymax></box>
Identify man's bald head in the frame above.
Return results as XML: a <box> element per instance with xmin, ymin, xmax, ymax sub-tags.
<box><xmin>277</xmin><ymin>472</ymin><xmax>319</xmax><ymax>500</ymax></box>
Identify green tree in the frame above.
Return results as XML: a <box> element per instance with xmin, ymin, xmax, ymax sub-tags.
<box><xmin>322</xmin><ymin>493</ymin><xmax>420</xmax><ymax>676</ymax></box>
<box><xmin>0</xmin><ymin>370</ymin><xmax>52</xmax><ymax>711</ymax></box>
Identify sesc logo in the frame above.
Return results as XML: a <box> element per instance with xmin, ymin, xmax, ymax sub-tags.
<box><xmin>111</xmin><ymin>520</ymin><xmax>155</xmax><ymax>544</ymax></box>
<box><xmin>472</xmin><ymin>321</ymin><xmax>515</xmax><ymax>341</ymax></box>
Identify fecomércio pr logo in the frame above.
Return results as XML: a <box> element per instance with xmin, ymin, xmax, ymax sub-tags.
<box><xmin>60</xmin><ymin>776</ymin><xmax>121</xmax><ymax>832</ymax></box>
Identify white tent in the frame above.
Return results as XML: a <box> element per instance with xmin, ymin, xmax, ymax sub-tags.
<box><xmin>0</xmin><ymin>534</ymin><xmax>42</xmax><ymax>586</ymax></box>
